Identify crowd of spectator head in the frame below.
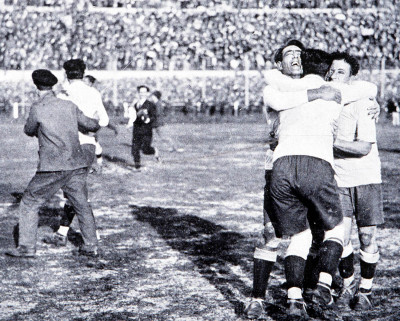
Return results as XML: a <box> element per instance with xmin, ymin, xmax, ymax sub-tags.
<box><xmin>0</xmin><ymin>3</ymin><xmax>399</xmax><ymax>71</ymax></box>
<box><xmin>5</xmin><ymin>0</ymin><xmax>396</xmax><ymax>9</ymax></box>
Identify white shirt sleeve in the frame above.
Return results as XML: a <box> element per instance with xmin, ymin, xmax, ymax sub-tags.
<box><xmin>93</xmin><ymin>91</ymin><xmax>109</xmax><ymax>127</ymax></box>
<box><xmin>126</xmin><ymin>106</ymin><xmax>137</xmax><ymax>128</ymax></box>
<box><xmin>355</xmin><ymin>100</ymin><xmax>377</xmax><ymax>143</ymax></box>
<box><xmin>263</xmin><ymin>85</ymin><xmax>309</xmax><ymax>111</ymax></box>
<box><xmin>330</xmin><ymin>81</ymin><xmax>377</xmax><ymax>105</ymax></box>
<box><xmin>264</xmin><ymin>69</ymin><xmax>323</xmax><ymax>91</ymax></box>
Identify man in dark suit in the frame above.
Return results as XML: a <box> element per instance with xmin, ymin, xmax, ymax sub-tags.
<box><xmin>5</xmin><ymin>69</ymin><xmax>100</xmax><ymax>258</ymax></box>
<box><xmin>131</xmin><ymin>85</ymin><xmax>160</xmax><ymax>170</ymax></box>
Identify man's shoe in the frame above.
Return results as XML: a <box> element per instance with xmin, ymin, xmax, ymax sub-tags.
<box><xmin>336</xmin><ymin>279</ymin><xmax>357</xmax><ymax>307</ymax></box>
<box><xmin>244</xmin><ymin>298</ymin><xmax>264</xmax><ymax>319</ymax></box>
<box><xmin>42</xmin><ymin>232</ymin><xmax>67</xmax><ymax>247</ymax></box>
<box><xmin>312</xmin><ymin>282</ymin><xmax>334</xmax><ymax>307</ymax></box>
<box><xmin>127</xmin><ymin>164</ymin><xmax>141</xmax><ymax>172</ymax></box>
<box><xmin>287</xmin><ymin>298</ymin><xmax>309</xmax><ymax>320</ymax></box>
<box><xmin>5</xmin><ymin>246</ymin><xmax>36</xmax><ymax>258</ymax></box>
<box><xmin>303</xmin><ymin>288</ymin><xmax>314</xmax><ymax>304</ymax></box>
<box><xmin>78</xmin><ymin>247</ymin><xmax>98</xmax><ymax>258</ymax></box>
<box><xmin>352</xmin><ymin>289</ymin><xmax>372</xmax><ymax>311</ymax></box>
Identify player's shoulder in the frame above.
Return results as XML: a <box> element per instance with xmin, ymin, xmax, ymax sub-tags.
<box><xmin>86</xmin><ymin>84</ymin><xmax>101</xmax><ymax>96</ymax></box>
<box><xmin>351</xmin><ymin>80</ymin><xmax>378</xmax><ymax>96</ymax></box>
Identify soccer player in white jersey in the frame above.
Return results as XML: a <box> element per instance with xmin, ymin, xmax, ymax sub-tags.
<box><xmin>245</xmin><ymin>40</ymin><xmax>307</xmax><ymax>320</ymax></box>
<box><xmin>44</xmin><ymin>59</ymin><xmax>109</xmax><ymax>250</ymax></box>
<box><xmin>327</xmin><ymin>52</ymin><xmax>383</xmax><ymax>310</ymax></box>
<box><xmin>260</xmin><ymin>48</ymin><xmax>378</xmax><ymax>319</ymax></box>
<box><xmin>83</xmin><ymin>75</ymin><xmax>118</xmax><ymax>173</ymax></box>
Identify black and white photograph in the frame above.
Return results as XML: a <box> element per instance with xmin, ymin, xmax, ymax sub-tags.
<box><xmin>0</xmin><ymin>0</ymin><xmax>399</xmax><ymax>320</ymax></box>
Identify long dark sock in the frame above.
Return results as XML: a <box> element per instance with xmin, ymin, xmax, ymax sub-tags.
<box><xmin>60</xmin><ymin>203</ymin><xmax>76</xmax><ymax>227</ymax></box>
<box><xmin>285</xmin><ymin>255</ymin><xmax>306</xmax><ymax>292</ymax></box>
<box><xmin>318</xmin><ymin>240</ymin><xmax>343</xmax><ymax>278</ymax></box>
<box><xmin>303</xmin><ymin>253</ymin><xmax>320</xmax><ymax>290</ymax></box>
<box><xmin>360</xmin><ymin>259</ymin><xmax>377</xmax><ymax>280</ymax></box>
<box><xmin>252</xmin><ymin>258</ymin><xmax>274</xmax><ymax>298</ymax></box>
<box><xmin>339</xmin><ymin>252</ymin><xmax>355</xmax><ymax>279</ymax></box>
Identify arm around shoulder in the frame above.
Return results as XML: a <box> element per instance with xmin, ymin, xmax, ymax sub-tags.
<box><xmin>263</xmin><ymin>85</ymin><xmax>309</xmax><ymax>111</ymax></box>
<box><xmin>76</xmin><ymin>107</ymin><xmax>100</xmax><ymax>133</ymax></box>
<box><xmin>337</xmin><ymin>81</ymin><xmax>378</xmax><ymax>105</ymax></box>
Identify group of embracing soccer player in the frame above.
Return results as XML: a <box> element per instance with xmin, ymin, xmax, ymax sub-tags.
<box><xmin>245</xmin><ymin>39</ymin><xmax>383</xmax><ymax>320</ymax></box>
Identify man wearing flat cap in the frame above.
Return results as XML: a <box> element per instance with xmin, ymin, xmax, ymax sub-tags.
<box><xmin>44</xmin><ymin>58</ymin><xmax>110</xmax><ymax>247</ymax></box>
<box><xmin>6</xmin><ymin>69</ymin><xmax>100</xmax><ymax>258</ymax></box>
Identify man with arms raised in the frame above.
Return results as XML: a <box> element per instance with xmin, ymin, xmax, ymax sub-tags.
<box><xmin>245</xmin><ymin>39</ymin><xmax>307</xmax><ymax>320</ymax></box>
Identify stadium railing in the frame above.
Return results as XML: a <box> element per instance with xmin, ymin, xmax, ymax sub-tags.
<box><xmin>0</xmin><ymin>68</ymin><xmax>399</xmax><ymax>120</ymax></box>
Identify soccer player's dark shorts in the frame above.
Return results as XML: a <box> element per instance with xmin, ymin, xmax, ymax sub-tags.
<box><xmin>269</xmin><ymin>155</ymin><xmax>343</xmax><ymax>237</ymax></box>
<box><xmin>263</xmin><ymin>170</ymin><xmax>273</xmax><ymax>224</ymax></box>
<box><xmin>338</xmin><ymin>184</ymin><xmax>384</xmax><ymax>227</ymax></box>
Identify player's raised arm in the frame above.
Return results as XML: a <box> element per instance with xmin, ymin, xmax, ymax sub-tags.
<box><xmin>330</xmin><ymin>80</ymin><xmax>377</xmax><ymax>105</ymax></box>
<box><xmin>263</xmin><ymin>84</ymin><xmax>341</xmax><ymax>111</ymax></box>
<box><xmin>264</xmin><ymin>69</ymin><xmax>323</xmax><ymax>91</ymax></box>
<box><xmin>263</xmin><ymin>85</ymin><xmax>309</xmax><ymax>111</ymax></box>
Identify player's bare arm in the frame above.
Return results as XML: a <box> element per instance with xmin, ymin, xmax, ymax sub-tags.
<box><xmin>333</xmin><ymin>139</ymin><xmax>373</xmax><ymax>158</ymax></box>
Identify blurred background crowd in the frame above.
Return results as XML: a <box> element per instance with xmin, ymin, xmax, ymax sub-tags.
<box><xmin>4</xmin><ymin>0</ymin><xmax>396</xmax><ymax>9</ymax></box>
<box><xmin>0</xmin><ymin>0</ymin><xmax>399</xmax><ymax>121</ymax></box>
<box><xmin>1</xmin><ymin>1</ymin><xmax>399</xmax><ymax>71</ymax></box>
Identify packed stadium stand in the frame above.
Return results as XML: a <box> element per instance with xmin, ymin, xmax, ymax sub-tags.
<box><xmin>0</xmin><ymin>0</ymin><xmax>399</xmax><ymax>117</ymax></box>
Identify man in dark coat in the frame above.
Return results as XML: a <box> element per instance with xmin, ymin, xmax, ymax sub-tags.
<box><xmin>131</xmin><ymin>85</ymin><xmax>160</xmax><ymax>170</ymax></box>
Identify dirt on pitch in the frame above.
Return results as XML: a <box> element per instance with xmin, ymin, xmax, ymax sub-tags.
<box><xmin>0</xmin><ymin>118</ymin><xmax>399</xmax><ymax>321</ymax></box>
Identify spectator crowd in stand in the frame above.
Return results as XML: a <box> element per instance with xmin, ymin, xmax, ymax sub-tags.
<box><xmin>4</xmin><ymin>0</ymin><xmax>396</xmax><ymax>9</ymax></box>
<box><xmin>0</xmin><ymin>3</ymin><xmax>399</xmax><ymax>71</ymax></box>
<box><xmin>0</xmin><ymin>0</ymin><xmax>399</xmax><ymax>119</ymax></box>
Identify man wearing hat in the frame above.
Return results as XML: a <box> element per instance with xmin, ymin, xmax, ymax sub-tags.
<box><xmin>44</xmin><ymin>59</ymin><xmax>110</xmax><ymax>247</ymax></box>
<box><xmin>128</xmin><ymin>85</ymin><xmax>160</xmax><ymax>170</ymax></box>
<box><xmin>6</xmin><ymin>69</ymin><xmax>100</xmax><ymax>258</ymax></box>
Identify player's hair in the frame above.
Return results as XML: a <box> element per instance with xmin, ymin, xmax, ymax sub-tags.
<box><xmin>274</xmin><ymin>39</ymin><xmax>305</xmax><ymax>63</ymax></box>
<box><xmin>301</xmin><ymin>49</ymin><xmax>332</xmax><ymax>77</ymax></box>
<box><xmin>84</xmin><ymin>75</ymin><xmax>97</xmax><ymax>84</ymax></box>
<box><xmin>330</xmin><ymin>51</ymin><xmax>360</xmax><ymax>76</ymax></box>
<box><xmin>35</xmin><ymin>84</ymin><xmax>53</xmax><ymax>91</ymax></box>
<box><xmin>137</xmin><ymin>85</ymin><xmax>150</xmax><ymax>92</ymax></box>
<box><xmin>152</xmin><ymin>90</ymin><xmax>162</xmax><ymax>100</ymax></box>
<box><xmin>65</xmin><ymin>70</ymin><xmax>84</xmax><ymax>80</ymax></box>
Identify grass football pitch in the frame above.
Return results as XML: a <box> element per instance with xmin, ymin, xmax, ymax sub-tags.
<box><xmin>0</xmin><ymin>119</ymin><xmax>399</xmax><ymax>321</ymax></box>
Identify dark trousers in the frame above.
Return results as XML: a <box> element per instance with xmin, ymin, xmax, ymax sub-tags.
<box><xmin>60</xmin><ymin>144</ymin><xmax>95</xmax><ymax>227</ymax></box>
<box><xmin>18</xmin><ymin>167</ymin><xmax>98</xmax><ymax>250</ymax></box>
<box><xmin>131</xmin><ymin>126</ymin><xmax>155</xmax><ymax>168</ymax></box>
